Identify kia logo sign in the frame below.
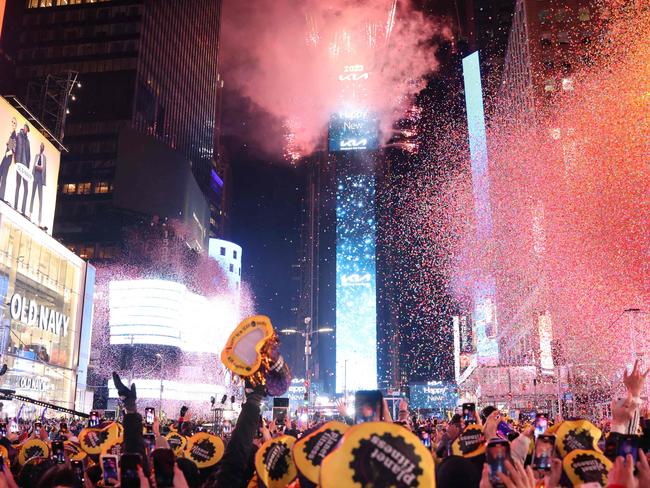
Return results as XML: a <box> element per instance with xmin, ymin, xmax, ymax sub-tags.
<box><xmin>338</xmin><ymin>72</ymin><xmax>369</xmax><ymax>82</ymax></box>
<box><xmin>341</xmin><ymin>273</ymin><xmax>372</xmax><ymax>287</ymax></box>
<box><xmin>340</xmin><ymin>138</ymin><xmax>368</xmax><ymax>150</ymax></box>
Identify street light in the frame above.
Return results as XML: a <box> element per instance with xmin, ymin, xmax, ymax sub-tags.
<box><xmin>279</xmin><ymin>319</ymin><xmax>333</xmax><ymax>405</ymax></box>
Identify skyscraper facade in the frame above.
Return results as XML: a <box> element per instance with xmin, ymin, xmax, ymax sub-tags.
<box><xmin>1</xmin><ymin>0</ymin><xmax>225</xmax><ymax>256</ymax></box>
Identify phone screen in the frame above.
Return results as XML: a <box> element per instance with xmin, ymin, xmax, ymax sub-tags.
<box><xmin>355</xmin><ymin>390</ymin><xmax>383</xmax><ymax>423</ymax></box>
<box><xmin>89</xmin><ymin>411</ymin><xmax>100</xmax><ymax>428</ymax></box>
<box><xmin>534</xmin><ymin>414</ymin><xmax>548</xmax><ymax>438</ymax></box>
<box><xmin>616</xmin><ymin>435</ymin><xmax>639</xmax><ymax>464</ymax></box>
<box><xmin>71</xmin><ymin>460</ymin><xmax>84</xmax><ymax>483</ymax></box>
<box><xmin>152</xmin><ymin>449</ymin><xmax>175</xmax><ymax>488</ymax></box>
<box><xmin>10</xmin><ymin>421</ymin><xmax>18</xmax><ymax>434</ymax></box>
<box><xmin>102</xmin><ymin>456</ymin><xmax>119</xmax><ymax>486</ymax></box>
<box><xmin>533</xmin><ymin>435</ymin><xmax>555</xmax><ymax>471</ymax></box>
<box><xmin>0</xmin><ymin>423</ymin><xmax>6</xmax><ymax>437</ymax></box>
<box><xmin>52</xmin><ymin>440</ymin><xmax>66</xmax><ymax>464</ymax></box>
<box><xmin>59</xmin><ymin>422</ymin><xmax>68</xmax><ymax>434</ymax></box>
<box><xmin>34</xmin><ymin>422</ymin><xmax>41</xmax><ymax>436</ymax></box>
<box><xmin>462</xmin><ymin>403</ymin><xmax>476</xmax><ymax>423</ymax></box>
<box><xmin>144</xmin><ymin>433</ymin><xmax>156</xmax><ymax>453</ymax></box>
<box><xmin>419</xmin><ymin>431</ymin><xmax>431</xmax><ymax>448</ymax></box>
<box><xmin>120</xmin><ymin>453</ymin><xmax>142</xmax><ymax>488</ymax></box>
<box><xmin>487</xmin><ymin>440</ymin><xmax>510</xmax><ymax>485</ymax></box>
<box><xmin>145</xmin><ymin>407</ymin><xmax>155</xmax><ymax>427</ymax></box>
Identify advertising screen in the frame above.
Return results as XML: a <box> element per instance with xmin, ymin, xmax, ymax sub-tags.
<box><xmin>335</xmin><ymin>172</ymin><xmax>377</xmax><ymax>392</ymax></box>
<box><xmin>409</xmin><ymin>381</ymin><xmax>458</xmax><ymax>411</ymax></box>
<box><xmin>0</xmin><ymin>97</ymin><xmax>61</xmax><ymax>233</ymax></box>
<box><xmin>328</xmin><ymin>112</ymin><xmax>379</xmax><ymax>152</ymax></box>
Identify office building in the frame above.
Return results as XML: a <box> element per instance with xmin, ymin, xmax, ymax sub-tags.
<box><xmin>0</xmin><ymin>0</ymin><xmax>225</xmax><ymax>256</ymax></box>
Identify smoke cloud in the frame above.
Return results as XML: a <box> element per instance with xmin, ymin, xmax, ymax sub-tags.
<box><xmin>221</xmin><ymin>0</ymin><xmax>449</xmax><ymax>159</ymax></box>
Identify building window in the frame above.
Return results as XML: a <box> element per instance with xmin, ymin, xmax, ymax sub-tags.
<box><xmin>578</xmin><ymin>7</ymin><xmax>590</xmax><ymax>22</ymax></box>
<box><xmin>78</xmin><ymin>244</ymin><xmax>95</xmax><ymax>260</ymax></box>
<box><xmin>233</xmin><ymin>250</ymin><xmax>237</xmax><ymax>259</ymax></box>
<box><xmin>98</xmin><ymin>244</ymin><xmax>118</xmax><ymax>260</ymax></box>
<box><xmin>229</xmin><ymin>264</ymin><xmax>234</xmax><ymax>273</ymax></box>
<box><xmin>220</xmin><ymin>247</ymin><xmax>226</xmax><ymax>256</ymax></box>
<box><xmin>77</xmin><ymin>182</ymin><xmax>92</xmax><ymax>195</ymax></box>
<box><xmin>62</xmin><ymin>183</ymin><xmax>77</xmax><ymax>194</ymax></box>
<box><xmin>544</xmin><ymin>79</ymin><xmax>556</xmax><ymax>92</ymax></box>
<box><xmin>94</xmin><ymin>181</ymin><xmax>111</xmax><ymax>194</ymax></box>
<box><xmin>561</xmin><ymin>78</ymin><xmax>574</xmax><ymax>91</ymax></box>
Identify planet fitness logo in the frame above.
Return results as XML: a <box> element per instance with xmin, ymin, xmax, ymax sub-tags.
<box><xmin>563</xmin><ymin>429</ymin><xmax>594</xmax><ymax>454</ymax></box>
<box><xmin>302</xmin><ymin>428</ymin><xmax>343</xmax><ymax>466</ymax></box>
<box><xmin>349</xmin><ymin>433</ymin><xmax>422</xmax><ymax>487</ymax></box>
<box><xmin>262</xmin><ymin>442</ymin><xmax>291</xmax><ymax>481</ymax></box>
<box><xmin>570</xmin><ymin>453</ymin><xmax>608</xmax><ymax>484</ymax></box>
<box><xmin>189</xmin><ymin>439</ymin><xmax>216</xmax><ymax>464</ymax></box>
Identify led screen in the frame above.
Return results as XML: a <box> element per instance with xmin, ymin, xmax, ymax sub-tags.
<box><xmin>336</xmin><ymin>173</ymin><xmax>377</xmax><ymax>392</ymax></box>
<box><xmin>328</xmin><ymin>112</ymin><xmax>379</xmax><ymax>152</ymax></box>
<box><xmin>0</xmin><ymin>96</ymin><xmax>61</xmax><ymax>233</ymax></box>
<box><xmin>462</xmin><ymin>52</ymin><xmax>499</xmax><ymax>364</ymax></box>
<box><xmin>409</xmin><ymin>381</ymin><xmax>458</xmax><ymax>411</ymax></box>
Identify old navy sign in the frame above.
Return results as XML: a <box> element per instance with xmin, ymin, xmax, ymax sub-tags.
<box><xmin>10</xmin><ymin>293</ymin><xmax>70</xmax><ymax>336</ymax></box>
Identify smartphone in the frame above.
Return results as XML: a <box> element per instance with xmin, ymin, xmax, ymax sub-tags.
<box><xmin>462</xmin><ymin>403</ymin><xmax>476</xmax><ymax>424</ymax></box>
<box><xmin>89</xmin><ymin>411</ymin><xmax>100</xmax><ymax>428</ymax></box>
<box><xmin>272</xmin><ymin>397</ymin><xmax>289</xmax><ymax>425</ymax></box>
<box><xmin>355</xmin><ymin>390</ymin><xmax>383</xmax><ymax>423</ymax></box>
<box><xmin>0</xmin><ymin>423</ymin><xmax>6</xmax><ymax>438</ymax></box>
<box><xmin>486</xmin><ymin>438</ymin><xmax>511</xmax><ymax>487</ymax></box>
<box><xmin>152</xmin><ymin>449</ymin><xmax>175</xmax><ymax>488</ymax></box>
<box><xmin>59</xmin><ymin>422</ymin><xmax>68</xmax><ymax>434</ymax></box>
<box><xmin>533</xmin><ymin>435</ymin><xmax>556</xmax><ymax>471</ymax></box>
<box><xmin>101</xmin><ymin>454</ymin><xmax>120</xmax><ymax>487</ymax></box>
<box><xmin>419</xmin><ymin>431</ymin><xmax>431</xmax><ymax>448</ymax></box>
<box><xmin>616</xmin><ymin>435</ymin><xmax>640</xmax><ymax>464</ymax></box>
<box><xmin>52</xmin><ymin>440</ymin><xmax>66</xmax><ymax>464</ymax></box>
<box><xmin>257</xmin><ymin>416</ymin><xmax>264</xmax><ymax>439</ymax></box>
<box><xmin>9</xmin><ymin>420</ymin><xmax>18</xmax><ymax>434</ymax></box>
<box><xmin>71</xmin><ymin>460</ymin><xmax>85</xmax><ymax>483</ymax></box>
<box><xmin>145</xmin><ymin>407</ymin><xmax>155</xmax><ymax>427</ymax></box>
<box><xmin>497</xmin><ymin>420</ymin><xmax>519</xmax><ymax>441</ymax></box>
<box><xmin>534</xmin><ymin>413</ymin><xmax>548</xmax><ymax>438</ymax></box>
<box><xmin>120</xmin><ymin>453</ymin><xmax>142</xmax><ymax>488</ymax></box>
<box><xmin>34</xmin><ymin>421</ymin><xmax>42</xmax><ymax>436</ymax></box>
<box><xmin>144</xmin><ymin>433</ymin><xmax>156</xmax><ymax>453</ymax></box>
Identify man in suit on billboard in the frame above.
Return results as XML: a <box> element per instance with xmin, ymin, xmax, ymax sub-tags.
<box><xmin>30</xmin><ymin>142</ymin><xmax>47</xmax><ymax>225</ymax></box>
<box><xmin>0</xmin><ymin>117</ymin><xmax>17</xmax><ymax>200</ymax></box>
<box><xmin>14</xmin><ymin>124</ymin><xmax>31</xmax><ymax>214</ymax></box>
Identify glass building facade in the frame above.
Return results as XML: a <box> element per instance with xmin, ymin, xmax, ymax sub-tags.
<box><xmin>0</xmin><ymin>201</ymin><xmax>94</xmax><ymax>415</ymax></box>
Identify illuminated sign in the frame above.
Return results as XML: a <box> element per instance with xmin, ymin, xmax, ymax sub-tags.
<box><xmin>538</xmin><ymin>312</ymin><xmax>554</xmax><ymax>372</ymax></box>
<box><xmin>328</xmin><ymin>113</ymin><xmax>379</xmax><ymax>152</ymax></box>
<box><xmin>0</xmin><ymin>96</ymin><xmax>61</xmax><ymax>233</ymax></box>
<box><xmin>338</xmin><ymin>73</ymin><xmax>369</xmax><ymax>82</ymax></box>
<box><xmin>336</xmin><ymin>173</ymin><xmax>377</xmax><ymax>392</ymax></box>
<box><xmin>9</xmin><ymin>293</ymin><xmax>70</xmax><ymax>336</ymax></box>
<box><xmin>462</xmin><ymin>52</ymin><xmax>499</xmax><ymax>364</ymax></box>
<box><xmin>409</xmin><ymin>381</ymin><xmax>458</xmax><ymax>410</ymax></box>
<box><xmin>109</xmin><ymin>279</ymin><xmax>237</xmax><ymax>353</ymax></box>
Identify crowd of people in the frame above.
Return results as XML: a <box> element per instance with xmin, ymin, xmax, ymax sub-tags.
<box><xmin>0</xmin><ymin>362</ymin><xmax>645</xmax><ymax>487</ymax></box>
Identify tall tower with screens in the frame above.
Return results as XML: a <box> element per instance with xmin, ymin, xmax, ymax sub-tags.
<box><xmin>462</xmin><ymin>51</ymin><xmax>499</xmax><ymax>365</ymax></box>
<box><xmin>329</xmin><ymin>66</ymin><xmax>380</xmax><ymax>393</ymax></box>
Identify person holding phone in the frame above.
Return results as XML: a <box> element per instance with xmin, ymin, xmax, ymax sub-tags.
<box><xmin>435</xmin><ymin>414</ymin><xmax>463</xmax><ymax>459</ymax></box>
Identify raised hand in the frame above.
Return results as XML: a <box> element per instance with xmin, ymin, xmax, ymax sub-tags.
<box><xmin>112</xmin><ymin>371</ymin><xmax>137</xmax><ymax>413</ymax></box>
<box><xmin>623</xmin><ymin>360</ymin><xmax>648</xmax><ymax>398</ymax></box>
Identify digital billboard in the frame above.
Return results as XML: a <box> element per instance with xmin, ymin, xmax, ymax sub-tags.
<box><xmin>328</xmin><ymin>111</ymin><xmax>379</xmax><ymax>152</ymax></box>
<box><xmin>0</xmin><ymin>96</ymin><xmax>61</xmax><ymax>233</ymax></box>
<box><xmin>109</xmin><ymin>279</ymin><xmax>237</xmax><ymax>354</ymax></box>
<box><xmin>409</xmin><ymin>381</ymin><xmax>458</xmax><ymax>411</ymax></box>
<box><xmin>462</xmin><ymin>52</ymin><xmax>499</xmax><ymax>365</ymax></box>
<box><xmin>335</xmin><ymin>173</ymin><xmax>377</xmax><ymax>392</ymax></box>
